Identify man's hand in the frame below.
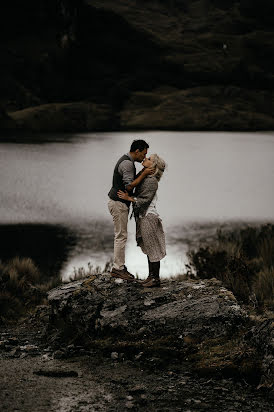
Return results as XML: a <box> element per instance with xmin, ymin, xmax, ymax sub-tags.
<box><xmin>117</xmin><ymin>190</ymin><xmax>130</xmax><ymax>201</ymax></box>
<box><xmin>141</xmin><ymin>167</ymin><xmax>155</xmax><ymax>176</ymax></box>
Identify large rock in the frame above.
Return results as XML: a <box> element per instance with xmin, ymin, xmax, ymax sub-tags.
<box><xmin>47</xmin><ymin>275</ymin><xmax>247</xmax><ymax>341</ymax></box>
<box><xmin>46</xmin><ymin>274</ymin><xmax>274</xmax><ymax>385</ymax></box>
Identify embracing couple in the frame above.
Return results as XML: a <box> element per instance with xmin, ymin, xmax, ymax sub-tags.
<box><xmin>108</xmin><ymin>139</ymin><xmax>166</xmax><ymax>287</ymax></box>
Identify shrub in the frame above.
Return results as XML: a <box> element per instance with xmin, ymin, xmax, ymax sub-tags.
<box><xmin>188</xmin><ymin>224</ymin><xmax>274</xmax><ymax>308</ymax></box>
<box><xmin>4</xmin><ymin>256</ymin><xmax>41</xmax><ymax>287</ymax></box>
<box><xmin>0</xmin><ymin>256</ymin><xmax>61</xmax><ymax>322</ymax></box>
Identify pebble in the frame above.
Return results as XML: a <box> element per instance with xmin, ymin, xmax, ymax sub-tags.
<box><xmin>125</xmin><ymin>401</ymin><xmax>134</xmax><ymax>409</ymax></box>
<box><xmin>144</xmin><ymin>299</ymin><xmax>155</xmax><ymax>306</ymax></box>
<box><xmin>8</xmin><ymin>337</ymin><xmax>19</xmax><ymax>345</ymax></box>
<box><xmin>114</xmin><ymin>279</ymin><xmax>124</xmax><ymax>284</ymax></box>
<box><xmin>53</xmin><ymin>350</ymin><xmax>65</xmax><ymax>359</ymax></box>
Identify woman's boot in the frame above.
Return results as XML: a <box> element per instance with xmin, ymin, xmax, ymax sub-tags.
<box><xmin>142</xmin><ymin>261</ymin><xmax>160</xmax><ymax>287</ymax></box>
<box><xmin>140</xmin><ymin>257</ymin><xmax>154</xmax><ymax>284</ymax></box>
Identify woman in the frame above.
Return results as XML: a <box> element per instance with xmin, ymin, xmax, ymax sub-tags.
<box><xmin>118</xmin><ymin>154</ymin><xmax>166</xmax><ymax>287</ymax></box>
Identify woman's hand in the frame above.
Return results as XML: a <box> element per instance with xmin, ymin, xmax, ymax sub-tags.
<box><xmin>117</xmin><ymin>190</ymin><xmax>131</xmax><ymax>201</ymax></box>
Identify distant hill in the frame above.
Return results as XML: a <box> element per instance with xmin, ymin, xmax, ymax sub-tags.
<box><xmin>1</xmin><ymin>0</ymin><xmax>274</xmax><ymax>132</ymax></box>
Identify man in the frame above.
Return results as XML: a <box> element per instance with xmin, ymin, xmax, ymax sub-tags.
<box><xmin>108</xmin><ymin>139</ymin><xmax>152</xmax><ymax>281</ymax></box>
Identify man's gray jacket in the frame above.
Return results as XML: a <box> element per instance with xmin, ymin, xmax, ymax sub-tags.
<box><xmin>108</xmin><ymin>153</ymin><xmax>136</xmax><ymax>207</ymax></box>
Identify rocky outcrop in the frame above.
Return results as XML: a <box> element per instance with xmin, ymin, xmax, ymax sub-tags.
<box><xmin>9</xmin><ymin>102</ymin><xmax>115</xmax><ymax>132</ymax></box>
<box><xmin>48</xmin><ymin>275</ymin><xmax>246</xmax><ymax>340</ymax></box>
<box><xmin>46</xmin><ymin>273</ymin><xmax>273</xmax><ymax>387</ymax></box>
<box><xmin>121</xmin><ymin>86</ymin><xmax>274</xmax><ymax>131</ymax></box>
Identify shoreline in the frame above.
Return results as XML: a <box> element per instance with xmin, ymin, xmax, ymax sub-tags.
<box><xmin>1</xmin><ymin>128</ymin><xmax>274</xmax><ymax>142</ymax></box>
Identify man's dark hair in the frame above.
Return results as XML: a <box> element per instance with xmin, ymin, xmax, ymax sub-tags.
<box><xmin>130</xmin><ymin>139</ymin><xmax>149</xmax><ymax>152</ymax></box>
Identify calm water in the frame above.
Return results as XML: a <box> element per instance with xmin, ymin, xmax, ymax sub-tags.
<box><xmin>1</xmin><ymin>131</ymin><xmax>274</xmax><ymax>279</ymax></box>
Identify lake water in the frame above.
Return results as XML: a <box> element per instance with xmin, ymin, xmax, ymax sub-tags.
<box><xmin>1</xmin><ymin>131</ymin><xmax>274</xmax><ymax>279</ymax></box>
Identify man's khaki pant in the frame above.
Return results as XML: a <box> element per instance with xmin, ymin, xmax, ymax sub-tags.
<box><xmin>108</xmin><ymin>199</ymin><xmax>129</xmax><ymax>270</ymax></box>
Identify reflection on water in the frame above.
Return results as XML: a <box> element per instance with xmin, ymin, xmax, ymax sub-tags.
<box><xmin>0</xmin><ymin>131</ymin><xmax>274</xmax><ymax>279</ymax></box>
<box><xmin>0</xmin><ymin>224</ymin><xmax>77</xmax><ymax>278</ymax></box>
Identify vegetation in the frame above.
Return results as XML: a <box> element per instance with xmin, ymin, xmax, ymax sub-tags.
<box><xmin>69</xmin><ymin>261</ymin><xmax>112</xmax><ymax>282</ymax></box>
<box><xmin>0</xmin><ymin>256</ymin><xmax>112</xmax><ymax>322</ymax></box>
<box><xmin>187</xmin><ymin>224</ymin><xmax>274</xmax><ymax>309</ymax></box>
<box><xmin>0</xmin><ymin>257</ymin><xmax>61</xmax><ymax>322</ymax></box>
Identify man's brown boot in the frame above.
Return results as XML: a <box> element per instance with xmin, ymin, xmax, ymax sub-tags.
<box><xmin>111</xmin><ymin>267</ymin><xmax>135</xmax><ymax>282</ymax></box>
<box><xmin>123</xmin><ymin>265</ymin><xmax>135</xmax><ymax>279</ymax></box>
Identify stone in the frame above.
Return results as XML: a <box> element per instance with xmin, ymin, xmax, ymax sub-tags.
<box><xmin>128</xmin><ymin>385</ymin><xmax>146</xmax><ymax>394</ymax></box>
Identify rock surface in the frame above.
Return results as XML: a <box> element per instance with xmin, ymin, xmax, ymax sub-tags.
<box><xmin>47</xmin><ymin>275</ymin><xmax>246</xmax><ymax>342</ymax></box>
<box><xmin>46</xmin><ymin>273</ymin><xmax>273</xmax><ymax>389</ymax></box>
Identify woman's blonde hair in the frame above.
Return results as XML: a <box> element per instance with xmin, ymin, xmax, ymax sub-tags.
<box><xmin>150</xmin><ymin>154</ymin><xmax>166</xmax><ymax>181</ymax></box>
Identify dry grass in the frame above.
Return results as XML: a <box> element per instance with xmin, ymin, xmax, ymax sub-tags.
<box><xmin>257</xmin><ymin>237</ymin><xmax>274</xmax><ymax>268</ymax></box>
<box><xmin>0</xmin><ymin>257</ymin><xmax>114</xmax><ymax>322</ymax></box>
<box><xmin>67</xmin><ymin>261</ymin><xmax>112</xmax><ymax>283</ymax></box>
<box><xmin>253</xmin><ymin>267</ymin><xmax>274</xmax><ymax>308</ymax></box>
<box><xmin>4</xmin><ymin>257</ymin><xmax>41</xmax><ymax>288</ymax></box>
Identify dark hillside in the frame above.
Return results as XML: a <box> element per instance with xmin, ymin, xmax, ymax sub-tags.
<box><xmin>1</xmin><ymin>0</ymin><xmax>274</xmax><ymax>131</ymax></box>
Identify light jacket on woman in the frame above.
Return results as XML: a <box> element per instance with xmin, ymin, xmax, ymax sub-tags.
<box><xmin>133</xmin><ymin>175</ymin><xmax>158</xmax><ymax>242</ymax></box>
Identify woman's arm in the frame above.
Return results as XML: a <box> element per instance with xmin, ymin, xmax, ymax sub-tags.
<box><xmin>125</xmin><ymin>167</ymin><xmax>154</xmax><ymax>192</ymax></box>
<box><xmin>133</xmin><ymin>178</ymin><xmax>158</xmax><ymax>211</ymax></box>
<box><xmin>118</xmin><ymin>177</ymin><xmax>158</xmax><ymax>208</ymax></box>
